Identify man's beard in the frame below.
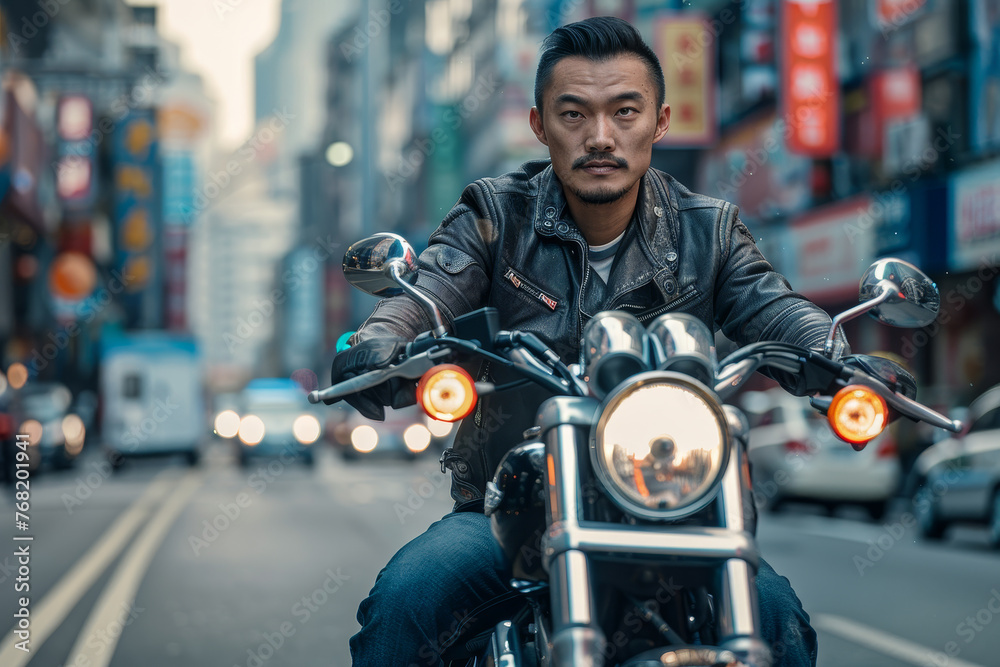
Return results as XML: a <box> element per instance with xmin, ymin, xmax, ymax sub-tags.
<box><xmin>571</xmin><ymin>183</ymin><xmax>632</xmax><ymax>205</ymax></box>
<box><xmin>570</xmin><ymin>152</ymin><xmax>632</xmax><ymax>204</ymax></box>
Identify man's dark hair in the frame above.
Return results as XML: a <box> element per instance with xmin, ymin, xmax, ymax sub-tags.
<box><xmin>534</xmin><ymin>16</ymin><xmax>666</xmax><ymax>113</ymax></box>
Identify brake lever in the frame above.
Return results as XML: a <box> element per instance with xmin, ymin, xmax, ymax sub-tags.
<box><xmin>822</xmin><ymin>369</ymin><xmax>964</xmax><ymax>433</ymax></box>
<box><xmin>307</xmin><ymin>347</ymin><xmax>452</xmax><ymax>404</ymax></box>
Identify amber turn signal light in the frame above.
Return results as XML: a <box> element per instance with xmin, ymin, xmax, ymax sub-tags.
<box><xmin>827</xmin><ymin>384</ymin><xmax>888</xmax><ymax>449</ymax></box>
<box><xmin>417</xmin><ymin>364</ymin><xmax>477</xmax><ymax>422</ymax></box>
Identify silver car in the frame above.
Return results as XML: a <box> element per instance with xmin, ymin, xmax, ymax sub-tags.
<box><xmin>742</xmin><ymin>388</ymin><xmax>902</xmax><ymax>519</ymax></box>
<box><xmin>909</xmin><ymin>384</ymin><xmax>1000</xmax><ymax>547</ymax></box>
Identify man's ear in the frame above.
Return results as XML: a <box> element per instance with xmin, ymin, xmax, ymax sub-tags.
<box><xmin>529</xmin><ymin>106</ymin><xmax>549</xmax><ymax>146</ymax></box>
<box><xmin>653</xmin><ymin>103</ymin><xmax>670</xmax><ymax>143</ymax></box>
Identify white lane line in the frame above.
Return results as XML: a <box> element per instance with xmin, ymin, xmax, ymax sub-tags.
<box><xmin>813</xmin><ymin>614</ymin><xmax>987</xmax><ymax>667</ymax></box>
<box><xmin>0</xmin><ymin>469</ymin><xmax>181</xmax><ymax>667</ymax></box>
<box><xmin>63</xmin><ymin>472</ymin><xmax>203</xmax><ymax>667</ymax></box>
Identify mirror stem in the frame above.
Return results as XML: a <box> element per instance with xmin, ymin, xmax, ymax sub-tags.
<box><xmin>822</xmin><ymin>281</ymin><xmax>894</xmax><ymax>358</ymax></box>
<box><xmin>389</xmin><ymin>262</ymin><xmax>449</xmax><ymax>338</ymax></box>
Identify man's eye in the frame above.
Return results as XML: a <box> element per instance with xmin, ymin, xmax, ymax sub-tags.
<box><xmin>562</xmin><ymin>110</ymin><xmax>582</xmax><ymax>119</ymax></box>
<box><xmin>617</xmin><ymin>107</ymin><xmax>637</xmax><ymax>117</ymax></box>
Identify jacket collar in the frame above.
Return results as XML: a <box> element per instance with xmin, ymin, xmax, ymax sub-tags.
<box><xmin>532</xmin><ymin>162</ymin><xmax>680</xmax><ymax>302</ymax></box>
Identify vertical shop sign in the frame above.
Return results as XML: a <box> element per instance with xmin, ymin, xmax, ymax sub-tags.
<box><xmin>654</xmin><ymin>13</ymin><xmax>717</xmax><ymax>147</ymax></box>
<box><xmin>781</xmin><ymin>0</ymin><xmax>839</xmax><ymax>156</ymax></box>
<box><xmin>113</xmin><ymin>108</ymin><xmax>160</xmax><ymax>327</ymax></box>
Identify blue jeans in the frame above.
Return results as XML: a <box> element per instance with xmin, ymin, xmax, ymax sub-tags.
<box><xmin>350</xmin><ymin>512</ymin><xmax>817</xmax><ymax>667</ymax></box>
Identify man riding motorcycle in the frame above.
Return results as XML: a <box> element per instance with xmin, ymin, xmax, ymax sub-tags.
<box><xmin>336</xmin><ymin>17</ymin><xmax>824</xmax><ymax>666</ymax></box>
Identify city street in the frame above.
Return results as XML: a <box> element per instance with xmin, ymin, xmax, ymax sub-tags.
<box><xmin>1</xmin><ymin>443</ymin><xmax>997</xmax><ymax>667</ymax></box>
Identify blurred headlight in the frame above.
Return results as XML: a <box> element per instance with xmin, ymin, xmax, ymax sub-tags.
<box><xmin>293</xmin><ymin>414</ymin><xmax>321</xmax><ymax>445</ymax></box>
<box><xmin>591</xmin><ymin>374</ymin><xmax>730</xmax><ymax>520</ymax></box>
<box><xmin>239</xmin><ymin>415</ymin><xmax>265</xmax><ymax>446</ymax></box>
<box><xmin>214</xmin><ymin>410</ymin><xmax>240</xmax><ymax>438</ymax></box>
<box><xmin>426</xmin><ymin>418</ymin><xmax>453</xmax><ymax>438</ymax></box>
<box><xmin>20</xmin><ymin>420</ymin><xmax>42</xmax><ymax>446</ymax></box>
<box><xmin>351</xmin><ymin>425</ymin><xmax>378</xmax><ymax>453</ymax></box>
<box><xmin>62</xmin><ymin>414</ymin><xmax>86</xmax><ymax>455</ymax></box>
<box><xmin>404</xmin><ymin>424</ymin><xmax>431</xmax><ymax>453</ymax></box>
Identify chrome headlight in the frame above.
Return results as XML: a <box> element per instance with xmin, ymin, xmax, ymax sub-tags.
<box><xmin>591</xmin><ymin>372</ymin><xmax>730</xmax><ymax>520</ymax></box>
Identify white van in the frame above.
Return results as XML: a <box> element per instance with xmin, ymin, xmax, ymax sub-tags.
<box><xmin>100</xmin><ymin>332</ymin><xmax>205</xmax><ymax>467</ymax></box>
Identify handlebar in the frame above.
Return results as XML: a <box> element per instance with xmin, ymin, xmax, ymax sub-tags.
<box><xmin>307</xmin><ymin>348</ymin><xmax>451</xmax><ymax>404</ymax></box>
<box><xmin>716</xmin><ymin>342</ymin><xmax>964</xmax><ymax>433</ymax></box>
<box><xmin>312</xmin><ymin>332</ymin><xmax>963</xmax><ymax>435</ymax></box>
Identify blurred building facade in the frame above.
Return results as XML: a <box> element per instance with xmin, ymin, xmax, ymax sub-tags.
<box><xmin>0</xmin><ymin>0</ymin><xmax>214</xmax><ymax>399</ymax></box>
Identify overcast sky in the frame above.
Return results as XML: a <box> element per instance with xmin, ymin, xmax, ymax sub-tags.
<box><xmin>155</xmin><ymin>0</ymin><xmax>283</xmax><ymax>149</ymax></box>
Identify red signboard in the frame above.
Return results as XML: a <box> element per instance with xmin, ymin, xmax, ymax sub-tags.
<box><xmin>781</xmin><ymin>0</ymin><xmax>839</xmax><ymax>156</ymax></box>
<box><xmin>870</xmin><ymin>66</ymin><xmax>922</xmax><ymax>156</ymax></box>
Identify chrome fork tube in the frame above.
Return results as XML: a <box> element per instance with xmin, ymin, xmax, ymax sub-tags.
<box><xmin>545</xmin><ymin>418</ymin><xmax>606</xmax><ymax>666</ymax></box>
<box><xmin>714</xmin><ymin>411</ymin><xmax>761</xmax><ymax>642</ymax></box>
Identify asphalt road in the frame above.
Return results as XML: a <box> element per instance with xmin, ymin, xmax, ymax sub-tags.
<box><xmin>0</xmin><ymin>443</ymin><xmax>997</xmax><ymax>667</ymax></box>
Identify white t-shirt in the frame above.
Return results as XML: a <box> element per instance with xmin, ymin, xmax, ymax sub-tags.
<box><xmin>588</xmin><ymin>229</ymin><xmax>627</xmax><ymax>285</ymax></box>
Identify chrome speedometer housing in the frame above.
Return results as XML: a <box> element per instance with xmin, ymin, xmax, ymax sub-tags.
<box><xmin>590</xmin><ymin>372</ymin><xmax>731</xmax><ymax>521</ymax></box>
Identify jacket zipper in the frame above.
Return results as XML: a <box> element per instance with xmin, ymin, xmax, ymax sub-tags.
<box><xmin>576</xmin><ymin>240</ymin><xmax>590</xmax><ymax>347</ymax></box>
<box><xmin>616</xmin><ymin>287</ymin><xmax>699</xmax><ymax>323</ymax></box>
<box><xmin>504</xmin><ymin>269</ymin><xmax>559</xmax><ymax>310</ymax></box>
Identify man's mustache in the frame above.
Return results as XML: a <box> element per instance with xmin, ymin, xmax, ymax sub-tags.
<box><xmin>572</xmin><ymin>153</ymin><xmax>628</xmax><ymax>170</ymax></box>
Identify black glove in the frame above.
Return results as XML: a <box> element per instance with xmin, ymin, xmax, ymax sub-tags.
<box><xmin>328</xmin><ymin>337</ymin><xmax>416</xmax><ymax>420</ymax></box>
<box><xmin>840</xmin><ymin>354</ymin><xmax>917</xmax><ymax>399</ymax></box>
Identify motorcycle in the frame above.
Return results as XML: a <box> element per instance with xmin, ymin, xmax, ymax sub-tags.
<box><xmin>311</xmin><ymin>233</ymin><xmax>962</xmax><ymax>667</ymax></box>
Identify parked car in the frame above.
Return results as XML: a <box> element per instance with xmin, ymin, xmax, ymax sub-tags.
<box><xmin>327</xmin><ymin>404</ymin><xmax>446</xmax><ymax>461</ymax></box>
<box><xmin>907</xmin><ymin>384</ymin><xmax>1000</xmax><ymax>547</ymax></box>
<box><xmin>233</xmin><ymin>378</ymin><xmax>321</xmax><ymax>467</ymax></box>
<box><xmin>18</xmin><ymin>382</ymin><xmax>86</xmax><ymax>471</ymax></box>
<box><xmin>741</xmin><ymin>388</ymin><xmax>901</xmax><ymax>519</ymax></box>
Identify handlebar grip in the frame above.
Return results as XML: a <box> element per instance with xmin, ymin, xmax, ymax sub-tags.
<box><xmin>307</xmin><ymin>367</ymin><xmax>393</xmax><ymax>404</ymax></box>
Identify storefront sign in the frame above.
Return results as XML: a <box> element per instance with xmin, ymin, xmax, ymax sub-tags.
<box><xmin>113</xmin><ymin>108</ymin><xmax>160</xmax><ymax>327</ymax></box>
<box><xmin>781</xmin><ymin>0</ymin><xmax>839</xmax><ymax>156</ymax></box>
<box><xmin>970</xmin><ymin>0</ymin><xmax>1000</xmax><ymax>153</ymax></box>
<box><xmin>950</xmin><ymin>160</ymin><xmax>1000</xmax><ymax>272</ymax></box>
<box><xmin>788</xmin><ymin>197</ymin><xmax>876</xmax><ymax>303</ymax></box>
<box><xmin>654</xmin><ymin>14</ymin><xmax>717</xmax><ymax>147</ymax></box>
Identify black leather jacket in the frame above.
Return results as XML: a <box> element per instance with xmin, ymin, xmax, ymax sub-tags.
<box><xmin>353</xmin><ymin>160</ymin><xmax>836</xmax><ymax>508</ymax></box>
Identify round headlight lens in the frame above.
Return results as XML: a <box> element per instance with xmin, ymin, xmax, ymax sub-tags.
<box><xmin>351</xmin><ymin>425</ymin><xmax>378</xmax><ymax>453</ymax></box>
<box><xmin>592</xmin><ymin>376</ymin><xmax>729</xmax><ymax>520</ymax></box>
<box><xmin>293</xmin><ymin>414</ymin><xmax>321</xmax><ymax>445</ymax></box>
<box><xmin>404</xmin><ymin>424</ymin><xmax>431</xmax><ymax>453</ymax></box>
